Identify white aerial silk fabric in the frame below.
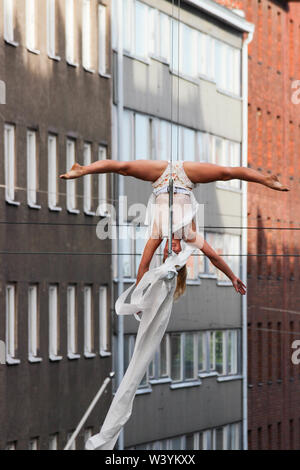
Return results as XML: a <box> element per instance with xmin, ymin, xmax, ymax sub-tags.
<box><xmin>85</xmin><ymin>185</ymin><xmax>204</xmax><ymax>450</ymax></box>
<box><xmin>85</xmin><ymin>244</ymin><xmax>196</xmax><ymax>450</ymax></box>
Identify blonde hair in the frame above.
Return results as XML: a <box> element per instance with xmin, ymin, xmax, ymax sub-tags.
<box><xmin>174</xmin><ymin>265</ymin><xmax>187</xmax><ymax>301</ymax></box>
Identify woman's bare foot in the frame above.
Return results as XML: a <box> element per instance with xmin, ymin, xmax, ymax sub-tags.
<box><xmin>60</xmin><ymin>163</ymin><xmax>84</xmax><ymax>180</ymax></box>
<box><xmin>264</xmin><ymin>174</ymin><xmax>290</xmax><ymax>191</ymax></box>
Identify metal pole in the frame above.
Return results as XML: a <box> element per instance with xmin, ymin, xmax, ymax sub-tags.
<box><xmin>64</xmin><ymin>372</ymin><xmax>115</xmax><ymax>450</ymax></box>
<box><xmin>116</xmin><ymin>0</ymin><xmax>125</xmax><ymax>450</ymax></box>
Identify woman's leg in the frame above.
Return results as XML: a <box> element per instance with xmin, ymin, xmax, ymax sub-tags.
<box><xmin>60</xmin><ymin>159</ymin><xmax>168</xmax><ymax>183</ymax></box>
<box><xmin>183</xmin><ymin>162</ymin><xmax>290</xmax><ymax>191</ymax></box>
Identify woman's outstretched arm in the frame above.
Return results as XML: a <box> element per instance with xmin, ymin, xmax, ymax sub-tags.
<box><xmin>136</xmin><ymin>236</ymin><xmax>163</xmax><ymax>285</ymax></box>
<box><xmin>201</xmin><ymin>240</ymin><xmax>246</xmax><ymax>295</ymax></box>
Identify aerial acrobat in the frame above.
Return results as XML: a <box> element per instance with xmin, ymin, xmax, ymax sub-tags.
<box><xmin>60</xmin><ymin>158</ymin><xmax>289</xmax><ymax>450</ymax></box>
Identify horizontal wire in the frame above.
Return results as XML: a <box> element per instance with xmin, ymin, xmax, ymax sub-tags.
<box><xmin>0</xmin><ymin>251</ymin><xmax>299</xmax><ymax>256</ymax></box>
<box><xmin>1</xmin><ymin>185</ymin><xmax>298</xmax><ymax>224</ymax></box>
<box><xmin>0</xmin><ymin>220</ymin><xmax>299</xmax><ymax>230</ymax></box>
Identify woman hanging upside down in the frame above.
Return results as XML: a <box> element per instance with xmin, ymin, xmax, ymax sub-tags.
<box><xmin>60</xmin><ymin>159</ymin><xmax>289</xmax><ymax>299</ymax></box>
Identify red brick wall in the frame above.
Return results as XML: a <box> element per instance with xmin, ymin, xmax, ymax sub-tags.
<box><xmin>215</xmin><ymin>0</ymin><xmax>300</xmax><ymax>450</ymax></box>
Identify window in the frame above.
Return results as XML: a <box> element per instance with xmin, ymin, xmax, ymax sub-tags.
<box><xmin>49</xmin><ymin>285</ymin><xmax>62</xmax><ymax>361</ymax></box>
<box><xmin>26</xmin><ymin>0</ymin><xmax>38</xmax><ymax>52</ymax></box>
<box><xmin>198</xmin><ymin>332</ymin><xmax>205</xmax><ymax>372</ymax></box>
<box><xmin>29</xmin><ymin>438</ymin><xmax>39</xmax><ymax>450</ymax></box>
<box><xmin>99</xmin><ymin>286</ymin><xmax>110</xmax><ymax>355</ymax></box>
<box><xmin>4</xmin><ymin>0</ymin><xmax>17</xmax><ymax>44</ymax></box>
<box><xmin>49</xmin><ymin>433</ymin><xmax>58</xmax><ymax>450</ymax></box>
<box><xmin>227</xmin><ymin>330</ymin><xmax>238</xmax><ymax>375</ymax></box>
<box><xmin>28</xmin><ymin>285</ymin><xmax>42</xmax><ymax>362</ymax></box>
<box><xmin>84</xmin><ymin>286</ymin><xmax>95</xmax><ymax>357</ymax></box>
<box><xmin>5</xmin><ymin>441</ymin><xmax>16</xmax><ymax>450</ymax></box>
<box><xmin>66</xmin><ymin>138</ymin><xmax>79</xmax><ymax>213</ymax></box>
<box><xmin>149</xmin><ymin>9</ymin><xmax>170</xmax><ymax>63</ymax></box>
<box><xmin>84</xmin><ymin>428</ymin><xmax>93</xmax><ymax>445</ymax></box>
<box><xmin>205</xmin><ymin>232</ymin><xmax>240</xmax><ymax>282</ymax></box>
<box><xmin>180</xmin><ymin>24</ymin><xmax>197</xmax><ymax>78</ymax></box>
<box><xmin>97</xmin><ymin>146</ymin><xmax>108</xmax><ymax>216</ymax></box>
<box><xmin>135</xmin><ymin>114</ymin><xmax>150</xmax><ymax>160</ymax></box>
<box><xmin>4</xmin><ymin>124</ymin><xmax>18</xmax><ymax>205</ymax></box>
<box><xmin>48</xmin><ymin>134</ymin><xmax>61</xmax><ymax>211</ymax></box>
<box><xmin>135</xmin><ymin>1</ymin><xmax>148</xmax><ymax>59</ymax></box>
<box><xmin>67</xmin><ymin>285</ymin><xmax>79</xmax><ymax>359</ymax></box>
<box><xmin>6</xmin><ymin>284</ymin><xmax>20</xmax><ymax>364</ymax></box>
<box><xmin>82</xmin><ymin>0</ymin><xmax>92</xmax><ymax>71</ymax></box>
<box><xmin>122</xmin><ymin>110</ymin><xmax>133</xmax><ymax>161</ymax></box>
<box><xmin>47</xmin><ymin>0</ymin><xmax>60</xmax><ymax>59</ymax></box>
<box><xmin>27</xmin><ymin>130</ymin><xmax>40</xmax><ymax>208</ymax></box>
<box><xmin>83</xmin><ymin>142</ymin><xmax>94</xmax><ymax>215</ymax></box>
<box><xmin>215</xmin><ymin>331</ymin><xmax>225</xmax><ymax>374</ymax></box>
<box><xmin>215</xmin><ymin>40</ymin><xmax>241</xmax><ymax>96</ymax></box>
<box><xmin>98</xmin><ymin>4</ymin><xmax>107</xmax><ymax>75</ymax></box>
<box><xmin>170</xmin><ymin>333</ymin><xmax>181</xmax><ymax>381</ymax></box>
<box><xmin>198</xmin><ymin>32</ymin><xmax>214</xmax><ymax>79</ymax></box>
<box><xmin>65</xmin><ymin>0</ymin><xmax>76</xmax><ymax>64</ymax></box>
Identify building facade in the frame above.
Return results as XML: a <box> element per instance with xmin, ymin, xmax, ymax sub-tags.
<box><xmin>0</xmin><ymin>0</ymin><xmax>112</xmax><ymax>450</ymax></box>
<box><xmin>111</xmin><ymin>0</ymin><xmax>253</xmax><ymax>450</ymax></box>
<box><xmin>217</xmin><ymin>0</ymin><xmax>300</xmax><ymax>450</ymax></box>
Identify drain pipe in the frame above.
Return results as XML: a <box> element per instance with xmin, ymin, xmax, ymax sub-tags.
<box><xmin>241</xmin><ymin>27</ymin><xmax>254</xmax><ymax>451</ymax></box>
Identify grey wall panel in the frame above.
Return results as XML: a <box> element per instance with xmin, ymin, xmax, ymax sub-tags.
<box><xmin>124</xmin><ymin>378</ymin><xmax>242</xmax><ymax>447</ymax></box>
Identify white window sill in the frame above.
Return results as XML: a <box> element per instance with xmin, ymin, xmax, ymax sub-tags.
<box><xmin>27</xmin><ymin>47</ymin><xmax>40</xmax><ymax>55</ymax></box>
<box><xmin>136</xmin><ymin>386</ymin><xmax>152</xmax><ymax>395</ymax></box>
<box><xmin>84</xmin><ymin>210</ymin><xmax>96</xmax><ymax>217</ymax></box>
<box><xmin>170</xmin><ymin>68</ymin><xmax>199</xmax><ymax>86</ymax></box>
<box><xmin>67</xmin><ymin>60</ymin><xmax>79</xmax><ymax>68</ymax></box>
<box><xmin>216</xmin><ymin>281</ymin><xmax>232</xmax><ymax>287</ymax></box>
<box><xmin>186</xmin><ymin>278</ymin><xmax>201</xmax><ymax>286</ymax></box>
<box><xmin>6</xmin><ymin>356</ymin><xmax>21</xmax><ymax>365</ymax></box>
<box><xmin>84</xmin><ymin>352</ymin><xmax>96</xmax><ymax>359</ymax></box>
<box><xmin>67</xmin><ymin>208</ymin><xmax>80</xmax><ymax>215</ymax></box>
<box><xmin>49</xmin><ymin>205</ymin><xmax>62</xmax><ymax>212</ymax></box>
<box><xmin>199</xmin><ymin>372</ymin><xmax>218</xmax><ymax>379</ymax></box>
<box><xmin>28</xmin><ymin>356</ymin><xmax>42</xmax><ymax>363</ymax></box>
<box><xmin>217</xmin><ymin>374</ymin><xmax>242</xmax><ymax>382</ymax></box>
<box><xmin>6</xmin><ymin>198</ymin><xmax>20</xmax><ymax>206</ymax></box>
<box><xmin>149</xmin><ymin>377</ymin><xmax>172</xmax><ymax>385</ymax></box>
<box><xmin>215</xmin><ymin>183</ymin><xmax>242</xmax><ymax>193</ymax></box>
<box><xmin>49</xmin><ymin>354</ymin><xmax>63</xmax><ymax>362</ymax></box>
<box><xmin>199</xmin><ymin>273</ymin><xmax>218</xmax><ymax>280</ymax></box>
<box><xmin>100</xmin><ymin>350</ymin><xmax>111</xmax><ymax>357</ymax></box>
<box><xmin>123</xmin><ymin>51</ymin><xmax>150</xmax><ymax>66</ymax></box>
<box><xmin>198</xmin><ymin>73</ymin><xmax>216</xmax><ymax>85</ymax></box>
<box><xmin>149</xmin><ymin>54</ymin><xmax>170</xmax><ymax>66</ymax></box>
<box><xmin>48</xmin><ymin>54</ymin><xmax>61</xmax><ymax>62</ymax></box>
<box><xmin>98</xmin><ymin>72</ymin><xmax>111</xmax><ymax>79</ymax></box>
<box><xmin>68</xmin><ymin>353</ymin><xmax>81</xmax><ymax>360</ymax></box>
<box><xmin>216</xmin><ymin>87</ymin><xmax>242</xmax><ymax>100</ymax></box>
<box><xmin>28</xmin><ymin>202</ymin><xmax>41</xmax><ymax>210</ymax></box>
<box><xmin>4</xmin><ymin>38</ymin><xmax>19</xmax><ymax>47</ymax></box>
<box><xmin>83</xmin><ymin>66</ymin><xmax>95</xmax><ymax>74</ymax></box>
<box><xmin>170</xmin><ymin>379</ymin><xmax>201</xmax><ymax>389</ymax></box>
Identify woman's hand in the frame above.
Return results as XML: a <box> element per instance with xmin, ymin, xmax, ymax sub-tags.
<box><xmin>231</xmin><ymin>276</ymin><xmax>247</xmax><ymax>295</ymax></box>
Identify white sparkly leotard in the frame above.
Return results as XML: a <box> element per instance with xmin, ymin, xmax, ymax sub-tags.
<box><xmin>145</xmin><ymin>160</ymin><xmax>204</xmax><ymax>246</ymax></box>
